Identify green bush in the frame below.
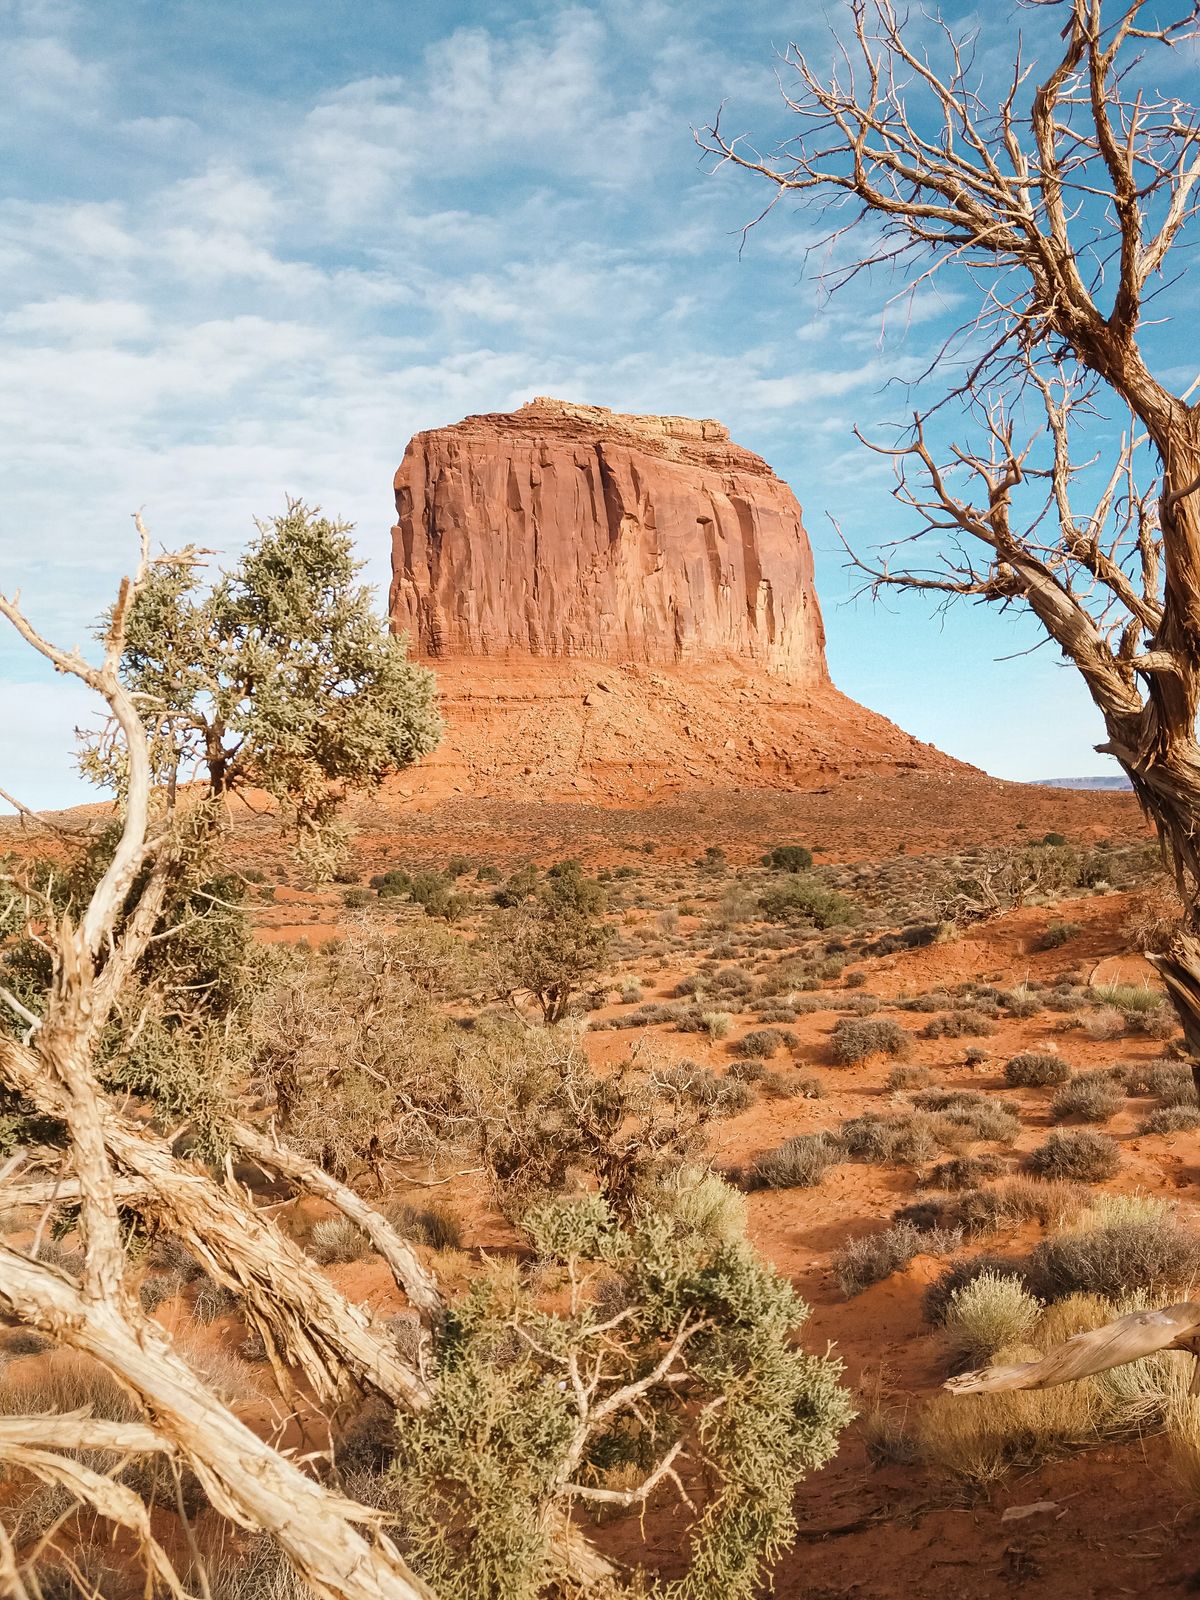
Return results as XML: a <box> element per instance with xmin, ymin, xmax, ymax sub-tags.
<box><xmin>943</xmin><ymin>1270</ymin><xmax>1042</xmax><ymax>1365</ymax></box>
<box><xmin>390</xmin><ymin>1197</ymin><xmax>854</xmax><ymax>1600</ymax></box>
<box><xmin>759</xmin><ymin>879</ymin><xmax>857</xmax><ymax>928</ymax></box>
<box><xmin>1005</xmin><ymin>1051</ymin><xmax>1071</xmax><ymax>1088</ymax></box>
<box><xmin>762</xmin><ymin>845</ymin><xmax>814</xmax><ymax>873</ymax></box>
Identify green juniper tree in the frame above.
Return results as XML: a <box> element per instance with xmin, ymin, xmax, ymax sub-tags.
<box><xmin>95</xmin><ymin>498</ymin><xmax>441</xmax><ymax>874</ymax></box>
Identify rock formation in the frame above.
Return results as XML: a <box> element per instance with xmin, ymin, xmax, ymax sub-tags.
<box><xmin>387</xmin><ymin>398</ymin><xmax>963</xmax><ymax>801</ymax></box>
<box><xmin>390</xmin><ymin>398</ymin><xmax>826</xmax><ymax>681</ymax></box>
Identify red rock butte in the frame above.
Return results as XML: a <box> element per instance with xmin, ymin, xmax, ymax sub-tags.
<box><xmin>388</xmin><ymin>398</ymin><xmax>968</xmax><ymax>800</ymax></box>
<box><xmin>391</xmin><ymin>396</ymin><xmax>826</xmax><ymax>678</ymax></box>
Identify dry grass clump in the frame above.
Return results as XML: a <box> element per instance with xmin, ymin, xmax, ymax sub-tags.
<box><xmin>923</xmin><ymin>1153</ymin><xmax>1005</xmax><ymax>1191</ymax></box>
<box><xmin>954</xmin><ymin>1177</ymin><xmax>1087</xmax><ymax>1236</ymax></box>
<box><xmin>919</xmin><ymin>1286</ymin><xmax>1200</xmax><ymax>1486</ymax></box>
<box><xmin>910</xmin><ymin>1088</ymin><xmax>1020</xmax><ymax>1144</ymax></box>
<box><xmin>1026</xmin><ymin>1128</ymin><xmax>1122</xmax><ymax>1181</ymax></box>
<box><xmin>917</xmin><ymin>1358</ymin><xmax>1104</xmax><ymax>1484</ymax></box>
<box><xmin>1030</xmin><ymin>1195</ymin><xmax>1200</xmax><ymax>1300</ymax></box>
<box><xmin>386</xmin><ymin>1202</ymin><xmax>463</xmax><ymax>1251</ymax></box>
<box><xmin>887</xmin><ymin>1064</ymin><xmax>933</xmax><ymax>1091</ymax></box>
<box><xmin>834</xmin><ymin>1220</ymin><xmax>962</xmax><ymax>1297</ymax></box>
<box><xmin>1139</xmin><ymin>1104</ymin><xmax>1200</xmax><ymax>1134</ymax></box>
<box><xmin>919</xmin><ymin>1010</ymin><xmax>996</xmax><ymax>1039</ymax></box>
<box><xmin>1124</xmin><ymin>1060</ymin><xmax>1196</xmax><ymax>1103</ymax></box>
<box><xmin>0</xmin><ymin>1350</ymin><xmax>142</xmax><ymax>1421</ymax></box>
<box><xmin>751</xmin><ymin>1132</ymin><xmax>842</xmax><ymax>1190</ymax></box>
<box><xmin>1050</xmin><ymin>1075</ymin><xmax>1122</xmax><ymax>1123</ymax></box>
<box><xmin>942</xmin><ymin>1271</ymin><xmax>1043</xmax><ymax>1367</ymax></box>
<box><xmin>307</xmin><ymin>1216</ymin><xmax>374</xmax><ymax>1265</ymax></box>
<box><xmin>1005</xmin><ymin>1051</ymin><xmax>1070</xmax><ymax>1087</ymax></box>
<box><xmin>830</xmin><ymin>1017</ymin><xmax>910</xmax><ymax>1066</ymax></box>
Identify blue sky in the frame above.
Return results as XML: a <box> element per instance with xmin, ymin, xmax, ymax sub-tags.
<box><xmin>0</xmin><ymin>0</ymin><xmax>1161</xmax><ymax>806</ymax></box>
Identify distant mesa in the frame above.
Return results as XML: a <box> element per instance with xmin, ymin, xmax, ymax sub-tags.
<box><xmin>387</xmin><ymin>397</ymin><xmax>965</xmax><ymax>801</ymax></box>
<box><xmin>390</xmin><ymin>396</ymin><xmax>827</xmax><ymax>681</ymax></box>
<box><xmin>1035</xmin><ymin>776</ymin><xmax>1134</xmax><ymax>792</ymax></box>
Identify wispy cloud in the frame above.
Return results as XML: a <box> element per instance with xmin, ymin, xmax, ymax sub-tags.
<box><xmin>0</xmin><ymin>0</ymin><xmax>1129</xmax><ymax>802</ymax></box>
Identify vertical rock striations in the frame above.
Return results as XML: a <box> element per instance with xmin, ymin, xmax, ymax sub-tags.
<box><xmin>390</xmin><ymin>398</ymin><xmax>827</xmax><ymax>681</ymax></box>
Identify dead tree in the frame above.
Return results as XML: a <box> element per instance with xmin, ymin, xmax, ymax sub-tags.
<box><xmin>0</xmin><ymin>530</ymin><xmax>633</xmax><ymax>1597</ymax></box>
<box><xmin>700</xmin><ymin>1</ymin><xmax>1200</xmax><ymax>1079</ymax></box>
<box><xmin>946</xmin><ymin>1300</ymin><xmax>1200</xmax><ymax>1393</ymax></box>
<box><xmin>0</xmin><ymin>528</ymin><xmax>438</xmax><ymax>1600</ymax></box>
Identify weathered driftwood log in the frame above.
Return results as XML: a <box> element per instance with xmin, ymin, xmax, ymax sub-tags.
<box><xmin>946</xmin><ymin>1302</ymin><xmax>1200</xmax><ymax>1395</ymax></box>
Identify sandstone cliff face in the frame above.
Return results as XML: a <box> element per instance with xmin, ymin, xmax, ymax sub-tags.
<box><xmin>390</xmin><ymin>398</ymin><xmax>827</xmax><ymax>681</ymax></box>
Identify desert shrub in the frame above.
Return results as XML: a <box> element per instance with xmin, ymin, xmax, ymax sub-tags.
<box><xmin>1123</xmin><ymin>875</ymin><xmax>1180</xmax><ymax>952</ymax></box>
<box><xmin>389</xmin><ymin>1196</ymin><xmax>853</xmax><ymax>1600</ymax></box>
<box><xmin>699</xmin><ymin>1010</ymin><xmax>732</xmax><ymax>1039</ymax></box>
<box><xmin>752</xmin><ymin>1133</ymin><xmax>842</xmax><ymax>1190</ymax></box>
<box><xmin>308</xmin><ymin>1217</ymin><xmax>373</xmax><ymax>1264</ymax></box>
<box><xmin>387</xmin><ymin>1203</ymin><xmax>463</xmax><ymax>1251</ymax></box>
<box><xmin>954</xmin><ymin>1177</ymin><xmax>1087</xmax><ymax>1236</ymax></box>
<box><xmin>657</xmin><ymin>1063</ymin><xmax>756</xmax><ymax>1118</ymax></box>
<box><xmin>759</xmin><ymin>880</ymin><xmax>857</xmax><ymax>928</ymax></box>
<box><xmin>732</xmin><ymin>1028</ymin><xmax>788</xmax><ymax>1060</ymax></box>
<box><xmin>1030</xmin><ymin>1198</ymin><xmax>1200</xmax><ymax>1299</ymax></box>
<box><xmin>830</xmin><ymin>1017</ymin><xmax>910</xmax><ymax>1065</ymax></box>
<box><xmin>193</xmin><ymin>1275</ymin><xmax>238</xmax><ymax>1323</ymax></box>
<box><xmin>924</xmin><ymin>1257</ymin><xmax>1038</xmax><ymax>1325</ymax></box>
<box><xmin>838</xmin><ymin>1112</ymin><xmax>946</xmax><ymax>1166</ymax></box>
<box><xmin>1125</xmin><ymin>1060</ymin><xmax>1196</xmax><ymax>1103</ymax></box>
<box><xmin>666</xmin><ymin>1169</ymin><xmax>748</xmax><ymax>1244</ymax></box>
<box><xmin>489</xmin><ymin>865</ymin><xmax>612</xmax><ymax>1024</ymax></box>
<box><xmin>407</xmin><ymin>871</ymin><xmax>469</xmax><ymax>922</ymax></box>
<box><xmin>1005</xmin><ymin>1051</ymin><xmax>1071</xmax><ymax>1087</ymax></box>
<box><xmin>1050</xmin><ymin>1076</ymin><xmax>1122</xmax><ymax>1123</ymax></box>
<box><xmin>910</xmin><ymin>1088</ymin><xmax>1021</xmax><ymax>1144</ymax></box>
<box><xmin>919</xmin><ymin>1010</ymin><xmax>996</xmax><ymax>1039</ymax></box>
<box><xmin>491</xmin><ymin>863</ymin><xmax>539</xmax><ymax>908</ymax></box>
<box><xmin>943</xmin><ymin>1271</ymin><xmax>1042</xmax><ymax>1366</ymax></box>
<box><xmin>1026</xmin><ymin>1129</ymin><xmax>1122</xmax><ymax>1181</ymax></box>
<box><xmin>924</xmin><ymin>1153</ymin><xmax>1005</xmax><ymax>1191</ymax></box>
<box><xmin>251</xmin><ymin>928</ymin><xmax>476</xmax><ymax>1182</ymax></box>
<box><xmin>834</xmin><ymin>1221</ymin><xmax>962</xmax><ymax>1297</ymax></box>
<box><xmin>761</xmin><ymin>844</ymin><xmax>814</xmax><ymax>873</ymax></box>
<box><xmin>844</xmin><ymin>968</ymin><xmax>868</xmax><ymax>988</ymax></box>
<box><xmin>342</xmin><ymin>886</ymin><xmax>372</xmax><ymax>909</ymax></box>
<box><xmin>1140</xmin><ymin>1104</ymin><xmax>1200</xmax><ymax>1134</ymax></box>
<box><xmin>1037</xmin><ymin>920</ymin><xmax>1081</xmax><ymax>950</ymax></box>
<box><xmin>887</xmin><ymin>1064</ymin><xmax>933</xmax><ymax>1091</ymax></box>
<box><xmin>1002</xmin><ymin>985</ymin><xmax>1043</xmax><ymax>1018</ymax></box>
<box><xmin>1081</xmin><ymin>1004</ymin><xmax>1128</xmax><ymax>1040</ymax></box>
<box><xmin>455</xmin><ymin>1038</ymin><xmax>720</xmax><ymax>1219</ymax></box>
